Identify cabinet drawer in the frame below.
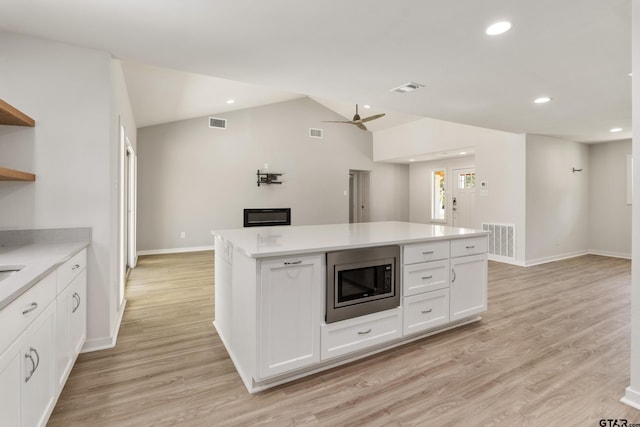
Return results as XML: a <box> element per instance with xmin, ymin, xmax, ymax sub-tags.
<box><xmin>403</xmin><ymin>259</ymin><xmax>449</xmax><ymax>297</ymax></box>
<box><xmin>450</xmin><ymin>236</ymin><xmax>488</xmax><ymax>258</ymax></box>
<box><xmin>57</xmin><ymin>249</ymin><xmax>86</xmax><ymax>294</ymax></box>
<box><xmin>403</xmin><ymin>289</ymin><xmax>449</xmax><ymax>336</ymax></box>
<box><xmin>321</xmin><ymin>308</ymin><xmax>402</xmax><ymax>360</ymax></box>
<box><xmin>403</xmin><ymin>241</ymin><xmax>449</xmax><ymax>265</ymax></box>
<box><xmin>0</xmin><ymin>272</ymin><xmax>56</xmax><ymax>352</ymax></box>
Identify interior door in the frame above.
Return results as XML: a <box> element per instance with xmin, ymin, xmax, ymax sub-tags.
<box><xmin>452</xmin><ymin>168</ymin><xmax>476</xmax><ymax>228</ymax></box>
<box><xmin>348</xmin><ymin>170</ymin><xmax>371</xmax><ymax>223</ymax></box>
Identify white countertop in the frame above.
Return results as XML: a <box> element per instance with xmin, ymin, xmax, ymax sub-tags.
<box><xmin>213</xmin><ymin>221</ymin><xmax>488</xmax><ymax>258</ymax></box>
<box><xmin>0</xmin><ymin>241</ymin><xmax>89</xmax><ymax>310</ymax></box>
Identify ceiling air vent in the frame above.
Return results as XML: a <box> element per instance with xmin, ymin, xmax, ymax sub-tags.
<box><xmin>309</xmin><ymin>128</ymin><xmax>323</xmax><ymax>138</ymax></box>
<box><xmin>390</xmin><ymin>82</ymin><xmax>424</xmax><ymax>93</ymax></box>
<box><xmin>209</xmin><ymin>117</ymin><xmax>227</xmax><ymax>129</ymax></box>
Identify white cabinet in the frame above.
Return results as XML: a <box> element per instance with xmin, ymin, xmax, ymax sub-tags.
<box><xmin>55</xmin><ymin>269</ymin><xmax>86</xmax><ymax>389</ymax></box>
<box><xmin>403</xmin><ymin>259</ymin><xmax>449</xmax><ymax>296</ymax></box>
<box><xmin>0</xmin><ymin>341</ymin><xmax>21</xmax><ymax>426</ymax></box>
<box><xmin>321</xmin><ymin>307</ymin><xmax>402</xmax><ymax>360</ymax></box>
<box><xmin>22</xmin><ymin>302</ymin><xmax>56</xmax><ymax>427</ymax></box>
<box><xmin>258</xmin><ymin>255</ymin><xmax>322</xmax><ymax>379</ymax></box>
<box><xmin>450</xmin><ymin>253</ymin><xmax>487</xmax><ymax>322</ymax></box>
<box><xmin>403</xmin><ymin>289</ymin><xmax>449</xmax><ymax>335</ymax></box>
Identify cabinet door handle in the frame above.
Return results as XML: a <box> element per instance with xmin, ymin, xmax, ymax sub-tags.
<box><xmin>24</xmin><ymin>347</ymin><xmax>40</xmax><ymax>383</ymax></box>
<box><xmin>72</xmin><ymin>264</ymin><xmax>81</xmax><ymax>270</ymax></box>
<box><xmin>451</xmin><ymin>269</ymin><xmax>456</xmax><ymax>283</ymax></box>
<box><xmin>72</xmin><ymin>292</ymin><xmax>81</xmax><ymax>313</ymax></box>
<box><xmin>422</xmin><ymin>250</ymin><xmax>434</xmax><ymax>255</ymax></box>
<box><xmin>357</xmin><ymin>329</ymin><xmax>372</xmax><ymax>335</ymax></box>
<box><xmin>421</xmin><ymin>308</ymin><xmax>433</xmax><ymax>314</ymax></box>
<box><xmin>421</xmin><ymin>275</ymin><xmax>433</xmax><ymax>280</ymax></box>
<box><xmin>465</xmin><ymin>245</ymin><xmax>475</xmax><ymax>249</ymax></box>
<box><xmin>22</xmin><ymin>302</ymin><xmax>38</xmax><ymax>315</ymax></box>
<box><xmin>284</xmin><ymin>260</ymin><xmax>302</xmax><ymax>265</ymax></box>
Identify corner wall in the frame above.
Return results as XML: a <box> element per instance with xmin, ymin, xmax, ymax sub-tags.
<box><xmin>525</xmin><ymin>134</ymin><xmax>589</xmax><ymax>264</ymax></box>
<box><xmin>136</xmin><ymin>97</ymin><xmax>409</xmax><ymax>252</ymax></box>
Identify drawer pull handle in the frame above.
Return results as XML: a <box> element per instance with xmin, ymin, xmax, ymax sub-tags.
<box><xmin>22</xmin><ymin>302</ymin><xmax>38</xmax><ymax>315</ymax></box>
<box><xmin>72</xmin><ymin>292</ymin><xmax>81</xmax><ymax>313</ymax></box>
<box><xmin>422</xmin><ymin>275</ymin><xmax>433</xmax><ymax>280</ymax></box>
<box><xmin>465</xmin><ymin>245</ymin><xmax>475</xmax><ymax>249</ymax></box>
<box><xmin>358</xmin><ymin>329</ymin><xmax>372</xmax><ymax>335</ymax></box>
<box><xmin>422</xmin><ymin>251</ymin><xmax>434</xmax><ymax>255</ymax></box>
<box><xmin>284</xmin><ymin>260</ymin><xmax>302</xmax><ymax>265</ymax></box>
<box><xmin>422</xmin><ymin>308</ymin><xmax>433</xmax><ymax>314</ymax></box>
<box><xmin>72</xmin><ymin>264</ymin><xmax>80</xmax><ymax>270</ymax></box>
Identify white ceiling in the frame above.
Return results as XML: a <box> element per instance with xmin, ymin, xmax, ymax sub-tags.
<box><xmin>0</xmin><ymin>0</ymin><xmax>631</xmax><ymax>142</ymax></box>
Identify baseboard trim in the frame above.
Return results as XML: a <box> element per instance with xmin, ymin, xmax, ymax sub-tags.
<box><xmin>524</xmin><ymin>250</ymin><xmax>589</xmax><ymax>267</ymax></box>
<box><xmin>137</xmin><ymin>246</ymin><xmax>215</xmax><ymax>256</ymax></box>
<box><xmin>621</xmin><ymin>386</ymin><xmax>640</xmax><ymax>410</ymax></box>
<box><xmin>81</xmin><ymin>299</ymin><xmax>127</xmax><ymax>353</ymax></box>
<box><xmin>588</xmin><ymin>249</ymin><xmax>631</xmax><ymax>260</ymax></box>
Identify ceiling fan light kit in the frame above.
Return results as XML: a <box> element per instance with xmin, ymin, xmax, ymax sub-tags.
<box><xmin>321</xmin><ymin>104</ymin><xmax>386</xmax><ymax>131</ymax></box>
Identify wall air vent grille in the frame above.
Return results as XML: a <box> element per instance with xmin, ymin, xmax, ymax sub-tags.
<box><xmin>482</xmin><ymin>223</ymin><xmax>515</xmax><ymax>260</ymax></box>
<box><xmin>309</xmin><ymin>128</ymin><xmax>323</xmax><ymax>138</ymax></box>
<box><xmin>209</xmin><ymin>117</ymin><xmax>227</xmax><ymax>129</ymax></box>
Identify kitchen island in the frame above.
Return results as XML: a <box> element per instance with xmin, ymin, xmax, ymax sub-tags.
<box><xmin>213</xmin><ymin>221</ymin><xmax>488</xmax><ymax>393</ymax></box>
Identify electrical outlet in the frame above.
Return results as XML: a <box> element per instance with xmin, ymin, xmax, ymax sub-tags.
<box><xmin>180</xmin><ymin>232</ymin><xmax>186</xmax><ymax>238</ymax></box>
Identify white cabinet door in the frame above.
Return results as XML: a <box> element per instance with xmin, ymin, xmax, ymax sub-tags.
<box><xmin>258</xmin><ymin>255</ymin><xmax>322</xmax><ymax>379</ymax></box>
<box><xmin>22</xmin><ymin>302</ymin><xmax>56</xmax><ymax>427</ymax></box>
<box><xmin>403</xmin><ymin>289</ymin><xmax>449</xmax><ymax>336</ymax></box>
<box><xmin>450</xmin><ymin>254</ymin><xmax>487</xmax><ymax>322</ymax></box>
<box><xmin>69</xmin><ymin>270</ymin><xmax>87</xmax><ymax>357</ymax></box>
<box><xmin>0</xmin><ymin>343</ymin><xmax>22</xmax><ymax>427</ymax></box>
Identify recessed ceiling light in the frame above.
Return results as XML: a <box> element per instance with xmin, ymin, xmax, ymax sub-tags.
<box><xmin>534</xmin><ymin>97</ymin><xmax>551</xmax><ymax>104</ymax></box>
<box><xmin>486</xmin><ymin>21</ymin><xmax>512</xmax><ymax>36</ymax></box>
<box><xmin>459</xmin><ymin>152</ymin><xmax>467</xmax><ymax>155</ymax></box>
<box><xmin>363</xmin><ymin>105</ymin><xmax>371</xmax><ymax>109</ymax></box>
<box><xmin>610</xmin><ymin>127</ymin><xmax>623</xmax><ymax>133</ymax></box>
<box><xmin>226</xmin><ymin>99</ymin><xmax>235</xmax><ymax>104</ymax></box>
<box><xmin>629</xmin><ymin>73</ymin><xmax>633</xmax><ymax>77</ymax></box>
<box><xmin>409</xmin><ymin>158</ymin><xmax>415</xmax><ymax>162</ymax></box>
<box><xmin>390</xmin><ymin>82</ymin><xmax>424</xmax><ymax>93</ymax></box>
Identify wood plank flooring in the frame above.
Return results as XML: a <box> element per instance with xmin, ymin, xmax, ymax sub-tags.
<box><xmin>48</xmin><ymin>252</ymin><xmax>639</xmax><ymax>426</ymax></box>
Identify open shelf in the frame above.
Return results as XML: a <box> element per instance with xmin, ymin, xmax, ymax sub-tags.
<box><xmin>0</xmin><ymin>99</ymin><xmax>35</xmax><ymax>127</ymax></box>
<box><xmin>0</xmin><ymin>167</ymin><xmax>36</xmax><ymax>181</ymax></box>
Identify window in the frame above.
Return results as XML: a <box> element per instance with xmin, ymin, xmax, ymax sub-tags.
<box><xmin>458</xmin><ymin>172</ymin><xmax>476</xmax><ymax>189</ymax></box>
<box><xmin>432</xmin><ymin>170</ymin><xmax>446</xmax><ymax>221</ymax></box>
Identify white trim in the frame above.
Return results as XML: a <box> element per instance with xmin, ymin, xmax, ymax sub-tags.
<box><xmin>622</xmin><ymin>386</ymin><xmax>640</xmax><ymax>410</ymax></box>
<box><xmin>588</xmin><ymin>249</ymin><xmax>631</xmax><ymax>260</ymax></box>
<box><xmin>137</xmin><ymin>245</ymin><xmax>215</xmax><ymax>256</ymax></box>
<box><xmin>81</xmin><ymin>299</ymin><xmax>126</xmax><ymax>353</ymax></box>
<box><xmin>523</xmin><ymin>250</ymin><xmax>589</xmax><ymax>267</ymax></box>
<box><xmin>487</xmin><ymin>254</ymin><xmax>526</xmax><ymax>267</ymax></box>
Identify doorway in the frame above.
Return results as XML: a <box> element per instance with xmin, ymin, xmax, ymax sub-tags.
<box><xmin>349</xmin><ymin>170</ymin><xmax>371</xmax><ymax>223</ymax></box>
<box><xmin>119</xmin><ymin>122</ymin><xmax>138</xmax><ymax>310</ymax></box>
<box><xmin>451</xmin><ymin>167</ymin><xmax>476</xmax><ymax>228</ymax></box>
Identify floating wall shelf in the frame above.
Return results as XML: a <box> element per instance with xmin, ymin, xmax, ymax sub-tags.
<box><xmin>0</xmin><ymin>99</ymin><xmax>35</xmax><ymax>127</ymax></box>
<box><xmin>257</xmin><ymin>170</ymin><xmax>282</xmax><ymax>187</ymax></box>
<box><xmin>0</xmin><ymin>99</ymin><xmax>37</xmax><ymax>181</ymax></box>
<box><xmin>0</xmin><ymin>167</ymin><xmax>36</xmax><ymax>181</ymax></box>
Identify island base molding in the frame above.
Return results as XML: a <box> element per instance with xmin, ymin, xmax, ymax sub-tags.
<box><xmin>215</xmin><ymin>315</ymin><xmax>482</xmax><ymax>393</ymax></box>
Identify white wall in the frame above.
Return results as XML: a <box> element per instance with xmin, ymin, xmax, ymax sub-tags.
<box><xmin>409</xmin><ymin>156</ymin><xmax>476</xmax><ymax>225</ymax></box>
<box><xmin>0</xmin><ymin>32</ymin><xmax>133</xmax><ymax>350</ymax></box>
<box><xmin>137</xmin><ymin>97</ymin><xmax>409</xmax><ymax>251</ymax></box>
<box><xmin>374</xmin><ymin>117</ymin><xmax>527</xmax><ymax>265</ymax></box>
<box><xmin>525</xmin><ymin>134</ymin><xmax>589</xmax><ymax>264</ymax></box>
<box><xmin>588</xmin><ymin>139</ymin><xmax>632</xmax><ymax>258</ymax></box>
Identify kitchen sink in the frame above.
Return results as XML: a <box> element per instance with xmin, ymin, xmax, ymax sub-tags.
<box><xmin>0</xmin><ymin>265</ymin><xmax>25</xmax><ymax>282</ymax></box>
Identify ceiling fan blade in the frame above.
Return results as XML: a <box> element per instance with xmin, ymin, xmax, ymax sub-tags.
<box><xmin>361</xmin><ymin>113</ymin><xmax>386</xmax><ymax>123</ymax></box>
<box><xmin>321</xmin><ymin>120</ymin><xmax>355</xmax><ymax>124</ymax></box>
<box><xmin>356</xmin><ymin>123</ymin><xmax>367</xmax><ymax>131</ymax></box>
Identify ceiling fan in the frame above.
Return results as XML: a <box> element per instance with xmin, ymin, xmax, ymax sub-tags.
<box><xmin>322</xmin><ymin>104</ymin><xmax>385</xmax><ymax>131</ymax></box>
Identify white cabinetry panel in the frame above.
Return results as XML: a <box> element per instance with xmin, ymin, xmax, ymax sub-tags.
<box><xmin>450</xmin><ymin>253</ymin><xmax>487</xmax><ymax>321</ymax></box>
<box><xmin>403</xmin><ymin>288</ymin><xmax>449</xmax><ymax>335</ymax></box>
<box><xmin>258</xmin><ymin>255</ymin><xmax>322</xmax><ymax>379</ymax></box>
<box><xmin>403</xmin><ymin>259</ymin><xmax>449</xmax><ymax>296</ymax></box>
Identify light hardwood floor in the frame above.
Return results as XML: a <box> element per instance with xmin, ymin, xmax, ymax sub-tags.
<box><xmin>48</xmin><ymin>252</ymin><xmax>639</xmax><ymax>426</ymax></box>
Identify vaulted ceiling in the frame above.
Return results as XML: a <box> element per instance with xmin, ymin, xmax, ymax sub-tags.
<box><xmin>0</xmin><ymin>0</ymin><xmax>631</xmax><ymax>141</ymax></box>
